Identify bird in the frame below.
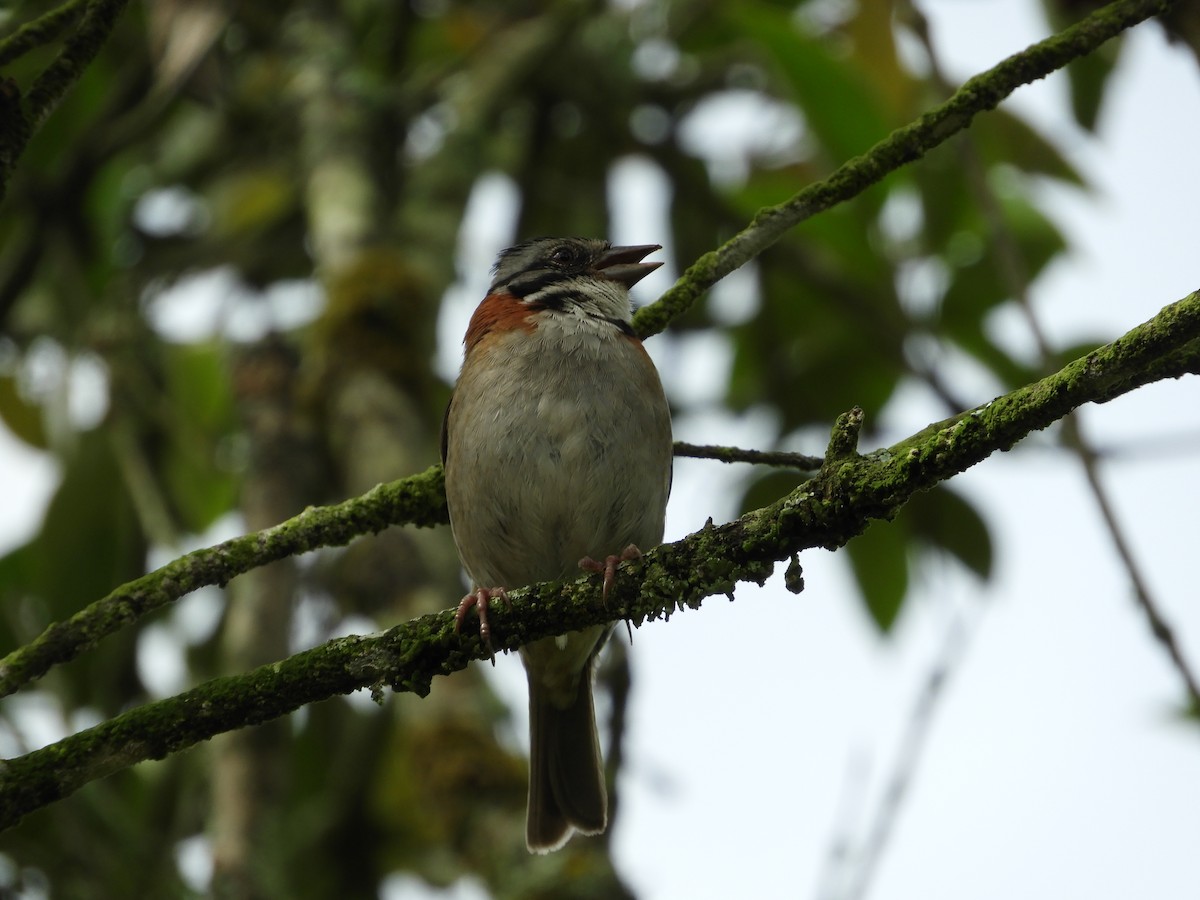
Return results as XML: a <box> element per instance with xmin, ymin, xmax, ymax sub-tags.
<box><xmin>441</xmin><ymin>237</ymin><xmax>673</xmax><ymax>853</ymax></box>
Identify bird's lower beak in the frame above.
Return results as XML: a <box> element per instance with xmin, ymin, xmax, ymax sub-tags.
<box><xmin>594</xmin><ymin>244</ymin><xmax>663</xmax><ymax>288</ymax></box>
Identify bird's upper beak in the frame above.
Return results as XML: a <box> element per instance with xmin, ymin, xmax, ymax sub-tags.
<box><xmin>594</xmin><ymin>244</ymin><xmax>663</xmax><ymax>288</ymax></box>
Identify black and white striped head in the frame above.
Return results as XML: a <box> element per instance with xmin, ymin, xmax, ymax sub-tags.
<box><xmin>489</xmin><ymin>238</ymin><xmax>661</xmax><ymax>327</ymax></box>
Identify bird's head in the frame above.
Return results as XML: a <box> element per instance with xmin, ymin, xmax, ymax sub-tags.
<box><xmin>488</xmin><ymin>237</ymin><xmax>662</xmax><ymax>327</ymax></box>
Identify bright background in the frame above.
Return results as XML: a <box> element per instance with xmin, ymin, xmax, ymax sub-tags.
<box><xmin>1</xmin><ymin>2</ymin><xmax>1197</xmax><ymax>899</ymax></box>
<box><xmin>474</xmin><ymin>4</ymin><xmax>1200</xmax><ymax>899</ymax></box>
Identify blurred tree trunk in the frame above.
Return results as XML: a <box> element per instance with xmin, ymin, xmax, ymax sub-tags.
<box><xmin>212</xmin><ymin>339</ymin><xmax>322</xmax><ymax>898</ymax></box>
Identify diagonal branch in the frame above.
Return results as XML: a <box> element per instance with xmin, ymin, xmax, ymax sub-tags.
<box><xmin>0</xmin><ymin>0</ymin><xmax>1173</xmax><ymax>697</ymax></box>
<box><xmin>631</xmin><ymin>0</ymin><xmax>1175</xmax><ymax>338</ymax></box>
<box><xmin>0</xmin><ymin>467</ymin><xmax>449</xmax><ymax>700</ymax></box>
<box><xmin>0</xmin><ymin>440</ymin><xmax>813</xmax><ymax>699</ymax></box>
<box><xmin>908</xmin><ymin>6</ymin><xmax>1200</xmax><ymax>708</ymax></box>
<box><xmin>1062</xmin><ymin>418</ymin><xmax>1200</xmax><ymax>706</ymax></box>
<box><xmin>0</xmin><ymin>0</ymin><xmax>90</xmax><ymax>68</ymax></box>
<box><xmin>0</xmin><ymin>0</ymin><xmax>134</xmax><ymax>202</ymax></box>
<box><xmin>1</xmin><ymin>289</ymin><xmax>1197</xmax><ymax>831</ymax></box>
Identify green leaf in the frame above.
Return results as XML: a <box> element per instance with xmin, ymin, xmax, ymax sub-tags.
<box><xmin>846</xmin><ymin>518</ymin><xmax>909</xmax><ymax>632</ymax></box>
<box><xmin>970</xmin><ymin>107</ymin><xmax>1086</xmax><ymax>186</ymax></box>
<box><xmin>727</xmin><ymin>256</ymin><xmax>903</xmax><ymax>430</ymax></box>
<box><xmin>906</xmin><ymin>486</ymin><xmax>993</xmax><ymax>580</ymax></box>
<box><xmin>938</xmin><ymin>195</ymin><xmax>1068</xmax><ymax>388</ymax></box>
<box><xmin>206</xmin><ymin>164</ymin><xmax>297</xmax><ymax>239</ymax></box>
<box><xmin>1043</xmin><ymin>0</ymin><xmax>1124</xmax><ymax>132</ymax></box>
<box><xmin>31</xmin><ymin>430</ymin><xmax>145</xmax><ymax>618</ymax></box>
<box><xmin>1064</xmin><ymin>41</ymin><xmax>1121</xmax><ymax>132</ymax></box>
<box><xmin>24</xmin><ymin>429</ymin><xmax>146</xmax><ymax>713</ymax></box>
<box><xmin>160</xmin><ymin>342</ymin><xmax>237</xmax><ymax>531</ymax></box>
<box><xmin>0</xmin><ymin>374</ymin><xmax>48</xmax><ymax>448</ymax></box>
<box><xmin>162</xmin><ymin>341</ymin><xmax>234</xmax><ymax>432</ymax></box>
<box><xmin>736</xmin><ymin>469</ymin><xmax>807</xmax><ymax>516</ymax></box>
<box><xmin>729</xmin><ymin>2</ymin><xmax>891</xmax><ymax>165</ymax></box>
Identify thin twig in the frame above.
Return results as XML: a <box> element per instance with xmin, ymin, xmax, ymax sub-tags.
<box><xmin>673</xmin><ymin>441</ymin><xmax>822</xmax><ymax>469</ymax></box>
<box><xmin>1063</xmin><ymin>418</ymin><xmax>1200</xmax><ymax>704</ymax></box>
<box><xmin>818</xmin><ymin>612</ymin><xmax>975</xmax><ymax>900</ymax></box>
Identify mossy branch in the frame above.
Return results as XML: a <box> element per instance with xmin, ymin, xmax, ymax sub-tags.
<box><xmin>0</xmin><ymin>0</ymin><xmax>90</xmax><ymax>68</ymax></box>
<box><xmin>1</xmin><ymin>290</ymin><xmax>1197</xmax><ymax>831</ymax></box>
<box><xmin>0</xmin><ymin>467</ymin><xmax>450</xmax><ymax>700</ymax></box>
<box><xmin>0</xmin><ymin>441</ymin><xmax>809</xmax><ymax>699</ymax></box>
<box><xmin>0</xmin><ymin>0</ymin><xmax>1172</xmax><ymax>696</ymax></box>
<box><xmin>631</xmin><ymin>0</ymin><xmax>1175</xmax><ymax>338</ymax></box>
<box><xmin>0</xmin><ymin>0</ymin><xmax>133</xmax><ymax>202</ymax></box>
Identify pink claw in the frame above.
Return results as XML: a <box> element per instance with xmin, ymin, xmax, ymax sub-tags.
<box><xmin>579</xmin><ymin>544</ymin><xmax>642</xmax><ymax>605</ymax></box>
<box><xmin>455</xmin><ymin>586</ymin><xmax>511</xmax><ymax>664</ymax></box>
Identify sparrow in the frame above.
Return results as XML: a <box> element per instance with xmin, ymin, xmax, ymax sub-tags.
<box><xmin>441</xmin><ymin>237</ymin><xmax>673</xmax><ymax>853</ymax></box>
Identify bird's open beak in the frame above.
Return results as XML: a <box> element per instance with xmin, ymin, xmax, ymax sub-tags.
<box><xmin>594</xmin><ymin>244</ymin><xmax>663</xmax><ymax>288</ymax></box>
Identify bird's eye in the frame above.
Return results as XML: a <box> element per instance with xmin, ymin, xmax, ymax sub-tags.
<box><xmin>549</xmin><ymin>245</ymin><xmax>579</xmax><ymax>267</ymax></box>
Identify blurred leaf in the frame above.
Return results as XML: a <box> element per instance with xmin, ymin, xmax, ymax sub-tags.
<box><xmin>0</xmin><ymin>375</ymin><xmax>48</xmax><ymax>448</ymax></box>
<box><xmin>844</xmin><ymin>0</ymin><xmax>921</xmax><ymax>119</ymax></box>
<box><xmin>906</xmin><ymin>485</ymin><xmax>993</xmax><ymax>579</ymax></box>
<box><xmin>1043</xmin><ymin>0</ymin><xmax>1124</xmax><ymax>131</ymax></box>
<box><xmin>939</xmin><ymin>194</ymin><xmax>1068</xmax><ymax>387</ymax></box>
<box><xmin>1063</xmin><ymin>39</ymin><xmax>1122</xmax><ymax>131</ymax></box>
<box><xmin>970</xmin><ymin>108</ymin><xmax>1085</xmax><ymax>186</ymax></box>
<box><xmin>913</xmin><ymin>151</ymin><xmax>975</xmax><ymax>250</ymax></box>
<box><xmin>1054</xmin><ymin>337</ymin><xmax>1109</xmax><ymax>369</ymax></box>
<box><xmin>87</xmin><ymin>155</ymin><xmax>136</xmax><ymax>264</ymax></box>
<box><xmin>1181</xmin><ymin>693</ymin><xmax>1200</xmax><ymax>726</ymax></box>
<box><xmin>730</xmin><ymin>2</ymin><xmax>892</xmax><ymax>165</ymax></box>
<box><xmin>31</xmin><ymin>430</ymin><xmax>144</xmax><ymax>618</ymax></box>
<box><xmin>206</xmin><ymin>164</ymin><xmax>297</xmax><ymax>239</ymax></box>
<box><xmin>727</xmin><ymin>217</ymin><xmax>907</xmax><ymax>430</ymax></box>
<box><xmin>737</xmin><ymin>469</ymin><xmax>806</xmax><ymax>515</ymax></box>
<box><xmin>163</xmin><ymin>341</ymin><xmax>233</xmax><ymax>431</ymax></box>
<box><xmin>163</xmin><ymin>460</ymin><xmax>235</xmax><ymax>534</ymax></box>
<box><xmin>727</xmin><ymin>274</ymin><xmax>901</xmax><ymax>430</ymax></box>
<box><xmin>157</xmin><ymin>342</ymin><xmax>237</xmax><ymax>531</ymax></box>
<box><xmin>23</xmin><ymin>429</ymin><xmax>146</xmax><ymax>713</ymax></box>
<box><xmin>0</xmin><ymin>542</ymin><xmax>39</xmax><ymax>652</ymax></box>
<box><xmin>846</xmin><ymin>517</ymin><xmax>909</xmax><ymax>632</ymax></box>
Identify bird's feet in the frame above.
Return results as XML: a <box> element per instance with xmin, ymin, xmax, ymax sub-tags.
<box><xmin>455</xmin><ymin>586</ymin><xmax>511</xmax><ymax>664</ymax></box>
<box><xmin>579</xmin><ymin>544</ymin><xmax>643</xmax><ymax>606</ymax></box>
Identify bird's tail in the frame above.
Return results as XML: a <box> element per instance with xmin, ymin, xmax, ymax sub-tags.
<box><xmin>525</xmin><ymin>669</ymin><xmax>607</xmax><ymax>853</ymax></box>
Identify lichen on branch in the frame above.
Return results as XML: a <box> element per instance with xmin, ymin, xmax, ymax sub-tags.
<box><xmin>631</xmin><ymin>0</ymin><xmax>1177</xmax><ymax>339</ymax></box>
<box><xmin>0</xmin><ymin>289</ymin><xmax>1196</xmax><ymax>831</ymax></box>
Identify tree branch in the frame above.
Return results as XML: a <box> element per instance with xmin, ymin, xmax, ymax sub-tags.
<box><xmin>0</xmin><ymin>0</ymin><xmax>133</xmax><ymax>202</ymax></box>
<box><xmin>1063</xmin><ymin>416</ymin><xmax>1200</xmax><ymax>707</ymax></box>
<box><xmin>673</xmin><ymin>441</ymin><xmax>823</xmax><ymax>470</ymax></box>
<box><xmin>0</xmin><ymin>467</ymin><xmax>449</xmax><ymax>700</ymax></box>
<box><xmin>2</xmin><ymin>289</ymin><xmax>1196</xmax><ymax>830</ymax></box>
<box><xmin>631</xmin><ymin>0</ymin><xmax>1175</xmax><ymax>338</ymax></box>
<box><xmin>907</xmin><ymin>6</ymin><xmax>1200</xmax><ymax>709</ymax></box>
<box><xmin>0</xmin><ymin>0</ymin><xmax>1173</xmax><ymax>696</ymax></box>
<box><xmin>0</xmin><ymin>0</ymin><xmax>90</xmax><ymax>68</ymax></box>
<box><xmin>0</xmin><ymin>441</ymin><xmax>815</xmax><ymax>699</ymax></box>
